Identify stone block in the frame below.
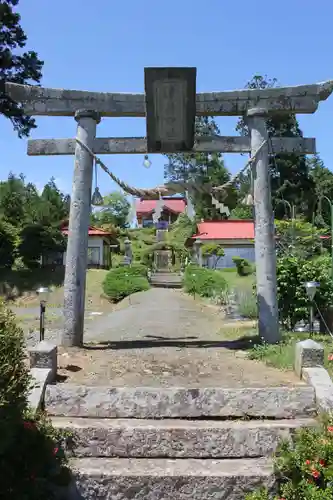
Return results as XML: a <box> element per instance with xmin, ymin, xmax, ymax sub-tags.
<box><xmin>45</xmin><ymin>385</ymin><xmax>316</xmax><ymax>419</ymax></box>
<box><xmin>28</xmin><ymin>367</ymin><xmax>52</xmax><ymax>413</ymax></box>
<box><xmin>70</xmin><ymin>457</ymin><xmax>275</xmax><ymax>500</ymax></box>
<box><xmin>51</xmin><ymin>416</ymin><xmax>315</xmax><ymax>459</ymax></box>
<box><xmin>29</xmin><ymin>341</ymin><xmax>57</xmax><ymax>382</ymax></box>
<box><xmin>294</xmin><ymin>339</ymin><xmax>324</xmax><ymax>378</ymax></box>
<box><xmin>303</xmin><ymin>367</ymin><xmax>333</xmax><ymax>412</ymax></box>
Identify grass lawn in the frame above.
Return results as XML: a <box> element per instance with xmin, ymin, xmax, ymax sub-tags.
<box><xmin>220</xmin><ymin>324</ymin><xmax>333</xmax><ymax>378</ymax></box>
<box><xmin>0</xmin><ymin>268</ymin><xmax>109</xmax><ymax>308</ymax></box>
<box><xmin>1</xmin><ymin>268</ymin><xmax>113</xmax><ymax>332</ymax></box>
<box><xmin>217</xmin><ymin>268</ymin><xmax>255</xmax><ymax>291</ymax></box>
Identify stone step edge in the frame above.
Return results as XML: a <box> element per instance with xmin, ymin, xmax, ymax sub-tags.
<box><xmin>45</xmin><ymin>385</ymin><xmax>316</xmax><ymax>419</ymax></box>
<box><xmin>70</xmin><ymin>458</ymin><xmax>275</xmax><ymax>500</ymax></box>
<box><xmin>52</xmin><ymin>417</ymin><xmax>316</xmax><ymax>459</ymax></box>
<box><xmin>71</xmin><ymin>456</ymin><xmax>273</xmax><ymax>477</ymax></box>
<box><xmin>52</xmin><ymin>416</ymin><xmax>315</xmax><ymax>430</ymax></box>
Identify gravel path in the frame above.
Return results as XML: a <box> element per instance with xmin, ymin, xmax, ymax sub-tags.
<box><xmin>52</xmin><ymin>288</ymin><xmax>303</xmax><ymax>388</ymax></box>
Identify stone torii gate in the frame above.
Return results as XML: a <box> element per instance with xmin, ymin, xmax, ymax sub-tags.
<box><xmin>5</xmin><ymin>71</ymin><xmax>333</xmax><ymax>347</ymax></box>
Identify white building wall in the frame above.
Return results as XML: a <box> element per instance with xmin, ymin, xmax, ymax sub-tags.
<box><xmin>207</xmin><ymin>246</ymin><xmax>255</xmax><ymax>269</ymax></box>
<box><xmin>63</xmin><ymin>237</ymin><xmax>104</xmax><ymax>266</ymax></box>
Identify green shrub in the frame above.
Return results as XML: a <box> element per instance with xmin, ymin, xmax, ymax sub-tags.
<box><xmin>108</xmin><ymin>263</ymin><xmax>147</xmax><ymax>278</ymax></box>
<box><xmin>232</xmin><ymin>256</ymin><xmax>253</xmax><ymax>276</ymax></box>
<box><xmin>237</xmin><ymin>290</ymin><xmax>258</xmax><ymax>319</ymax></box>
<box><xmin>110</xmin><ymin>253</ymin><xmax>124</xmax><ymax>268</ymax></box>
<box><xmin>247</xmin><ymin>414</ymin><xmax>333</xmax><ymax>499</ymax></box>
<box><xmin>103</xmin><ymin>266</ymin><xmax>150</xmax><ymax>302</ymax></box>
<box><xmin>275</xmin><ymin>218</ymin><xmax>323</xmax><ymax>259</ymax></box>
<box><xmin>0</xmin><ymin>301</ymin><xmax>71</xmax><ymax>499</ymax></box>
<box><xmin>127</xmin><ymin>263</ymin><xmax>148</xmax><ymax>277</ymax></box>
<box><xmin>277</xmin><ymin>254</ymin><xmax>333</xmax><ymax>329</ymax></box>
<box><xmin>183</xmin><ymin>265</ymin><xmax>228</xmax><ymax>298</ymax></box>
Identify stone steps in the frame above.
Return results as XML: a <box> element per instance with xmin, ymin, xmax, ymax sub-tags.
<box><xmin>47</xmin><ymin>384</ymin><xmax>316</xmax><ymax>498</ymax></box>
<box><xmin>69</xmin><ymin>457</ymin><xmax>275</xmax><ymax>500</ymax></box>
<box><xmin>150</xmin><ymin>272</ymin><xmax>183</xmax><ymax>288</ymax></box>
<box><xmin>52</xmin><ymin>416</ymin><xmax>314</xmax><ymax>458</ymax></box>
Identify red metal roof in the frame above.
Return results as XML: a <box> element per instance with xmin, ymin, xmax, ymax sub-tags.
<box><xmin>61</xmin><ymin>226</ymin><xmax>113</xmax><ymax>237</ymax></box>
<box><xmin>136</xmin><ymin>198</ymin><xmax>186</xmax><ymax>215</ymax></box>
<box><xmin>194</xmin><ymin>220</ymin><xmax>255</xmax><ymax>240</ymax></box>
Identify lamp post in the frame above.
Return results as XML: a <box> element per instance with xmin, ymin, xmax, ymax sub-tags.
<box><xmin>36</xmin><ymin>287</ymin><xmax>51</xmax><ymax>342</ymax></box>
<box><xmin>304</xmin><ymin>281</ymin><xmax>320</xmax><ymax>336</ymax></box>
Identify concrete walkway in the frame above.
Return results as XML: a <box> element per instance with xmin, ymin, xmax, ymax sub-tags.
<box><xmin>57</xmin><ymin>289</ymin><xmax>303</xmax><ymax>388</ymax></box>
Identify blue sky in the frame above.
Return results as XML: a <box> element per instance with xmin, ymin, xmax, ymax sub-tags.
<box><xmin>1</xmin><ymin>0</ymin><xmax>333</xmax><ymax>197</ymax></box>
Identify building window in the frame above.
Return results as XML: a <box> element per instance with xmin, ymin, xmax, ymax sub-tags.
<box><xmin>142</xmin><ymin>219</ymin><xmax>154</xmax><ymax>228</ymax></box>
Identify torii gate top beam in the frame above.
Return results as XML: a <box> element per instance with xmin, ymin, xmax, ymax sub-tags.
<box><xmin>5</xmin><ymin>80</ymin><xmax>333</xmax><ymax>117</ymax></box>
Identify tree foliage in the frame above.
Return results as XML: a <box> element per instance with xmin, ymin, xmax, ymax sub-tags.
<box><xmin>308</xmin><ymin>155</ymin><xmax>333</xmax><ymax>228</ymax></box>
<box><xmin>229</xmin><ymin>205</ymin><xmax>253</xmax><ymax>220</ymax></box>
<box><xmin>0</xmin><ymin>174</ymin><xmax>69</xmax><ymax>268</ymax></box>
<box><xmin>164</xmin><ymin>117</ymin><xmax>238</xmax><ymax>220</ymax></box>
<box><xmin>18</xmin><ymin>223</ymin><xmax>66</xmax><ymax>267</ymax></box>
<box><xmin>236</xmin><ymin>74</ymin><xmax>315</xmax><ymax>220</ymax></box>
<box><xmin>0</xmin><ymin>221</ymin><xmax>17</xmax><ymax>268</ymax></box>
<box><xmin>276</xmin><ymin>254</ymin><xmax>333</xmax><ymax>329</ymax></box>
<box><xmin>1</xmin><ymin>0</ymin><xmax>44</xmax><ymax>137</ymax></box>
<box><xmin>275</xmin><ymin>218</ymin><xmax>324</xmax><ymax>259</ymax></box>
<box><xmin>92</xmin><ymin>191</ymin><xmax>130</xmax><ymax>228</ymax></box>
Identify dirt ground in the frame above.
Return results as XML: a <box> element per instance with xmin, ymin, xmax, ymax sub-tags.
<box><xmin>56</xmin><ymin>289</ymin><xmax>303</xmax><ymax>388</ymax></box>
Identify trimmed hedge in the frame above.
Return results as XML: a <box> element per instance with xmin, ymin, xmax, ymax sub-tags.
<box><xmin>232</xmin><ymin>256</ymin><xmax>253</xmax><ymax>276</ymax></box>
<box><xmin>183</xmin><ymin>265</ymin><xmax>228</xmax><ymax>298</ymax></box>
<box><xmin>103</xmin><ymin>265</ymin><xmax>150</xmax><ymax>302</ymax></box>
<box><xmin>0</xmin><ymin>300</ymin><xmax>71</xmax><ymax>499</ymax></box>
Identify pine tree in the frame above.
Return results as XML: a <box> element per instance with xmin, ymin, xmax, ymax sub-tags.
<box><xmin>0</xmin><ymin>0</ymin><xmax>43</xmax><ymax>136</ymax></box>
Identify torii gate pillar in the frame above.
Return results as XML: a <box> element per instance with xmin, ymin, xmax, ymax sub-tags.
<box><xmin>248</xmin><ymin>108</ymin><xmax>279</xmax><ymax>343</ymax></box>
<box><xmin>62</xmin><ymin>110</ymin><xmax>100</xmax><ymax>347</ymax></box>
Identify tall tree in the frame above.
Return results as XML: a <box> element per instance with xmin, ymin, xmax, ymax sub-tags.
<box><xmin>0</xmin><ymin>172</ymin><xmax>26</xmax><ymax>225</ymax></box>
<box><xmin>18</xmin><ymin>223</ymin><xmax>66</xmax><ymax>268</ymax></box>
<box><xmin>40</xmin><ymin>177</ymin><xmax>70</xmax><ymax>224</ymax></box>
<box><xmin>307</xmin><ymin>155</ymin><xmax>333</xmax><ymax>228</ymax></box>
<box><xmin>0</xmin><ymin>0</ymin><xmax>43</xmax><ymax>136</ymax></box>
<box><xmin>164</xmin><ymin>117</ymin><xmax>237</xmax><ymax>220</ymax></box>
<box><xmin>236</xmin><ymin>75</ymin><xmax>315</xmax><ymax>219</ymax></box>
<box><xmin>92</xmin><ymin>191</ymin><xmax>131</xmax><ymax>228</ymax></box>
<box><xmin>0</xmin><ymin>174</ymin><xmax>69</xmax><ymax>227</ymax></box>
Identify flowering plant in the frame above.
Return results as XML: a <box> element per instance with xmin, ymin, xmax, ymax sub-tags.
<box><xmin>246</xmin><ymin>414</ymin><xmax>333</xmax><ymax>499</ymax></box>
<box><xmin>0</xmin><ymin>301</ymin><xmax>73</xmax><ymax>499</ymax></box>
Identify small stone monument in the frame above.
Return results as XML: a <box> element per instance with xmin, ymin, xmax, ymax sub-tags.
<box><xmin>123</xmin><ymin>238</ymin><xmax>132</xmax><ymax>266</ymax></box>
